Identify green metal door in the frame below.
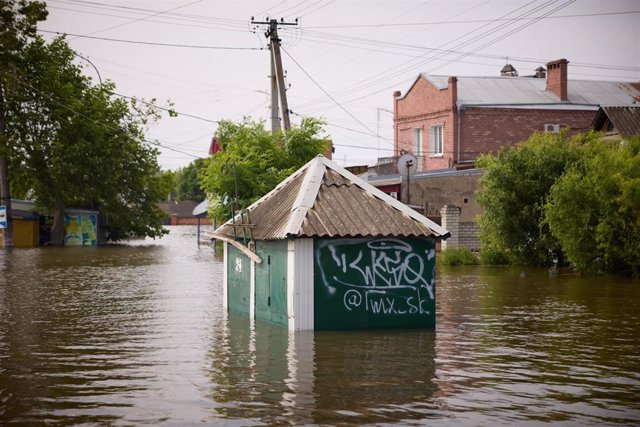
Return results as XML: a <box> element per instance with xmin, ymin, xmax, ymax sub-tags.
<box><xmin>227</xmin><ymin>245</ymin><xmax>251</xmax><ymax>315</ymax></box>
<box><xmin>314</xmin><ymin>237</ymin><xmax>436</xmax><ymax>330</ymax></box>
<box><xmin>255</xmin><ymin>240</ymin><xmax>288</xmax><ymax>328</ymax></box>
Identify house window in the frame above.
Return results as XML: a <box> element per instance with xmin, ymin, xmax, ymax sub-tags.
<box><xmin>430</xmin><ymin>125</ymin><xmax>443</xmax><ymax>156</ymax></box>
<box><xmin>413</xmin><ymin>128</ymin><xmax>423</xmax><ymax>156</ymax></box>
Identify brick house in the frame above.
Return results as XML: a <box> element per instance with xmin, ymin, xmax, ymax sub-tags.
<box><xmin>393</xmin><ymin>59</ymin><xmax>640</xmax><ymax>172</ymax></box>
<box><xmin>371</xmin><ymin>59</ymin><xmax>640</xmax><ymax>250</ymax></box>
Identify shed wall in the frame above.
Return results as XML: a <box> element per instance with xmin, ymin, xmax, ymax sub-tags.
<box><xmin>227</xmin><ymin>244</ymin><xmax>251</xmax><ymax>315</ymax></box>
<box><xmin>314</xmin><ymin>237</ymin><xmax>436</xmax><ymax>330</ymax></box>
<box><xmin>254</xmin><ymin>240</ymin><xmax>289</xmax><ymax>328</ymax></box>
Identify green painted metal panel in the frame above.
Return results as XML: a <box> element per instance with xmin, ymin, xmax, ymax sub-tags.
<box><xmin>227</xmin><ymin>244</ymin><xmax>251</xmax><ymax>315</ymax></box>
<box><xmin>314</xmin><ymin>237</ymin><xmax>436</xmax><ymax>330</ymax></box>
<box><xmin>254</xmin><ymin>240</ymin><xmax>288</xmax><ymax>328</ymax></box>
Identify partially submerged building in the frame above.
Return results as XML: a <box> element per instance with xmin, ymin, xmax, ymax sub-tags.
<box><xmin>212</xmin><ymin>155</ymin><xmax>449</xmax><ymax>331</ymax></box>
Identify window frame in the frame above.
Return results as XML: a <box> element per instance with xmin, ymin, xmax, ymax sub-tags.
<box><xmin>413</xmin><ymin>128</ymin><xmax>423</xmax><ymax>156</ymax></box>
<box><xmin>430</xmin><ymin>125</ymin><xmax>444</xmax><ymax>157</ymax></box>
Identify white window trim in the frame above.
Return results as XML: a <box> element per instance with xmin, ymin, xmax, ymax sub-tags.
<box><xmin>413</xmin><ymin>128</ymin><xmax>423</xmax><ymax>156</ymax></box>
<box><xmin>430</xmin><ymin>125</ymin><xmax>444</xmax><ymax>157</ymax></box>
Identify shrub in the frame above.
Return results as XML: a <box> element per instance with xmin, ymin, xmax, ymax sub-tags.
<box><xmin>439</xmin><ymin>247</ymin><xmax>479</xmax><ymax>266</ymax></box>
<box><xmin>479</xmin><ymin>245</ymin><xmax>511</xmax><ymax>265</ymax></box>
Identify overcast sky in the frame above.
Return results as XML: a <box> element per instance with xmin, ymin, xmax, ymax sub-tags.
<box><xmin>39</xmin><ymin>0</ymin><xmax>640</xmax><ymax>170</ymax></box>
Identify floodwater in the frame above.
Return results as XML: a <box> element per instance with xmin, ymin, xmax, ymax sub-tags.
<box><xmin>1</xmin><ymin>226</ymin><xmax>639</xmax><ymax>426</ymax></box>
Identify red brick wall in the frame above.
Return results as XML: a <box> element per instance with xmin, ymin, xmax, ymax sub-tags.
<box><xmin>394</xmin><ymin>76</ymin><xmax>457</xmax><ymax>171</ymax></box>
<box><xmin>394</xmin><ymin>75</ymin><xmax>598</xmax><ymax>171</ymax></box>
<box><xmin>546</xmin><ymin>59</ymin><xmax>568</xmax><ymax>101</ymax></box>
<box><xmin>459</xmin><ymin>108</ymin><xmax>596</xmax><ymax>161</ymax></box>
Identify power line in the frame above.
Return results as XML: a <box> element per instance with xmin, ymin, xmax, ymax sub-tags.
<box><xmin>304</xmin><ymin>10</ymin><xmax>640</xmax><ymax>28</ymax></box>
<box><xmin>107</xmin><ymin>91</ymin><xmax>219</xmax><ymax>124</ymax></box>
<box><xmin>281</xmin><ymin>46</ymin><xmax>389</xmax><ymax>144</ymax></box>
<box><xmin>38</xmin><ymin>30</ymin><xmax>263</xmax><ymax>50</ymax></box>
<box><xmin>47</xmin><ymin>4</ymin><xmax>251</xmax><ymax>34</ymax></box>
<box><xmin>50</xmin><ymin>0</ymin><xmax>248</xmax><ymax>28</ymax></box>
<box><xmin>79</xmin><ymin>0</ymin><xmax>203</xmax><ymax>38</ymax></box>
<box><xmin>7</xmin><ymin>72</ymin><xmax>202</xmax><ymax>159</ymax></box>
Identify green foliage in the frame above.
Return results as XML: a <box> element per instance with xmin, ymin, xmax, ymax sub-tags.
<box><xmin>201</xmin><ymin>117</ymin><xmax>329</xmax><ymax>221</ymax></box>
<box><xmin>439</xmin><ymin>246</ymin><xmax>479</xmax><ymax>266</ymax></box>
<box><xmin>479</xmin><ymin>245</ymin><xmax>512</xmax><ymax>266</ymax></box>
<box><xmin>4</xmin><ymin>32</ymin><xmax>168</xmax><ymax>241</ymax></box>
<box><xmin>545</xmin><ymin>137</ymin><xmax>640</xmax><ymax>275</ymax></box>
<box><xmin>476</xmin><ymin>131</ymin><xmax>595</xmax><ymax>266</ymax></box>
<box><xmin>175</xmin><ymin>158</ymin><xmax>207</xmax><ymax>201</ymax></box>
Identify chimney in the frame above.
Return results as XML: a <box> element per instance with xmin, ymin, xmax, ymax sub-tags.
<box><xmin>534</xmin><ymin>66</ymin><xmax>546</xmax><ymax>78</ymax></box>
<box><xmin>448</xmin><ymin>76</ymin><xmax>458</xmax><ymax>108</ymax></box>
<box><xmin>546</xmin><ymin>59</ymin><xmax>568</xmax><ymax>101</ymax></box>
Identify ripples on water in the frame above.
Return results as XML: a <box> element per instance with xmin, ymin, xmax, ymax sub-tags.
<box><xmin>0</xmin><ymin>226</ymin><xmax>639</xmax><ymax>425</ymax></box>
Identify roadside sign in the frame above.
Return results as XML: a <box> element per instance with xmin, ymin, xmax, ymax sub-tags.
<box><xmin>0</xmin><ymin>205</ymin><xmax>7</xmax><ymax>229</ymax></box>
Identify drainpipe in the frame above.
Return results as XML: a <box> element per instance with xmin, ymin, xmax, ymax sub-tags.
<box><xmin>457</xmin><ymin>105</ymin><xmax>462</xmax><ymax>165</ymax></box>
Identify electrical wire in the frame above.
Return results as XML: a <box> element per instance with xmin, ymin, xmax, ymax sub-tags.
<box><xmin>38</xmin><ymin>30</ymin><xmax>263</xmax><ymax>50</ymax></box>
<box><xmin>281</xmin><ymin>46</ymin><xmax>389</xmax><ymax>144</ymax></box>
<box><xmin>7</xmin><ymin>72</ymin><xmax>203</xmax><ymax>159</ymax></box>
<box><xmin>78</xmin><ymin>0</ymin><xmax>204</xmax><ymax>38</ymax></box>
<box><xmin>304</xmin><ymin>10</ymin><xmax>640</xmax><ymax>28</ymax></box>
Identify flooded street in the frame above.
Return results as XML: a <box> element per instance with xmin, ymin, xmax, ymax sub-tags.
<box><xmin>1</xmin><ymin>226</ymin><xmax>639</xmax><ymax>425</ymax></box>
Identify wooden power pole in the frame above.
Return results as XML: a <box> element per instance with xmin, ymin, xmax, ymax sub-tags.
<box><xmin>251</xmin><ymin>18</ymin><xmax>297</xmax><ymax>135</ymax></box>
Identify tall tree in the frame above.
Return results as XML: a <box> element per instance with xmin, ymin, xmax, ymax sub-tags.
<box><xmin>175</xmin><ymin>158</ymin><xmax>207</xmax><ymax>201</ymax></box>
<box><xmin>0</xmin><ymin>0</ymin><xmax>47</xmax><ymax>247</ymax></box>
<box><xmin>476</xmin><ymin>131</ymin><xmax>592</xmax><ymax>265</ymax></box>
<box><xmin>545</xmin><ymin>136</ymin><xmax>640</xmax><ymax>275</ymax></box>
<box><xmin>6</xmin><ymin>36</ymin><xmax>168</xmax><ymax>243</ymax></box>
<box><xmin>200</xmin><ymin>117</ymin><xmax>329</xmax><ymax>221</ymax></box>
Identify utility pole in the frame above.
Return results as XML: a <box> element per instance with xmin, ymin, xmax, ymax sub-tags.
<box><xmin>251</xmin><ymin>17</ymin><xmax>297</xmax><ymax>135</ymax></box>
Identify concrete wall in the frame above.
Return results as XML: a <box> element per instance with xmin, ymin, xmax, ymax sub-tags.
<box><xmin>403</xmin><ymin>170</ymin><xmax>482</xmax><ymax>223</ymax></box>
<box><xmin>440</xmin><ymin>206</ymin><xmax>481</xmax><ymax>252</ymax></box>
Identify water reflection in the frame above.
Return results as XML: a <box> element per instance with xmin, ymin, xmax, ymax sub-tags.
<box><xmin>206</xmin><ymin>313</ymin><xmax>437</xmax><ymax>425</ymax></box>
<box><xmin>436</xmin><ymin>267</ymin><xmax>640</xmax><ymax>425</ymax></box>
<box><xmin>1</xmin><ymin>229</ymin><xmax>639</xmax><ymax>425</ymax></box>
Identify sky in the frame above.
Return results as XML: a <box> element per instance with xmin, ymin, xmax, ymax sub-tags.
<box><xmin>39</xmin><ymin>0</ymin><xmax>640</xmax><ymax>170</ymax></box>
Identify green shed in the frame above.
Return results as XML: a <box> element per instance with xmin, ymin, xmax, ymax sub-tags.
<box><xmin>212</xmin><ymin>155</ymin><xmax>449</xmax><ymax>331</ymax></box>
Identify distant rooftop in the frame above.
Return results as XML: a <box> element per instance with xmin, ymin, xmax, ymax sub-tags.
<box><xmin>416</xmin><ymin>74</ymin><xmax>639</xmax><ymax>108</ymax></box>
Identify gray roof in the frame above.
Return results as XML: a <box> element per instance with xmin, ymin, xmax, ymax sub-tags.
<box><xmin>214</xmin><ymin>155</ymin><xmax>449</xmax><ymax>241</ymax></box>
<box><xmin>421</xmin><ymin>74</ymin><xmax>640</xmax><ymax>108</ymax></box>
<box><xmin>592</xmin><ymin>106</ymin><xmax>640</xmax><ymax>136</ymax></box>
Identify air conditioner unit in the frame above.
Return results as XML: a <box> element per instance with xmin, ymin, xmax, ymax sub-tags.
<box><xmin>544</xmin><ymin>123</ymin><xmax>560</xmax><ymax>133</ymax></box>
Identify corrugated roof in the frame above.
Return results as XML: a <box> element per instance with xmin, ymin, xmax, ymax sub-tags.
<box><xmin>422</xmin><ymin>74</ymin><xmax>640</xmax><ymax>107</ymax></box>
<box><xmin>215</xmin><ymin>156</ymin><xmax>449</xmax><ymax>241</ymax></box>
<box><xmin>592</xmin><ymin>106</ymin><xmax>640</xmax><ymax>137</ymax></box>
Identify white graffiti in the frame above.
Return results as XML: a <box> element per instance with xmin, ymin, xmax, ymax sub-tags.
<box><xmin>319</xmin><ymin>238</ymin><xmax>436</xmax><ymax>316</ymax></box>
<box><xmin>234</xmin><ymin>257</ymin><xmax>243</xmax><ymax>273</ymax></box>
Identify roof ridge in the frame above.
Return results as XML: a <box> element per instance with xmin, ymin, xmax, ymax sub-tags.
<box><xmin>285</xmin><ymin>157</ymin><xmax>326</xmax><ymax>236</ymax></box>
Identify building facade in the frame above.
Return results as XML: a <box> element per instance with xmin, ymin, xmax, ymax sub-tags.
<box><xmin>373</xmin><ymin>59</ymin><xmax>640</xmax><ymax>251</ymax></box>
<box><xmin>393</xmin><ymin>59</ymin><xmax>640</xmax><ymax>172</ymax></box>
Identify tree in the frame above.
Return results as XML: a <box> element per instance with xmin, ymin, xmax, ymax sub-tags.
<box><xmin>0</xmin><ymin>0</ymin><xmax>48</xmax><ymax>247</ymax></box>
<box><xmin>200</xmin><ymin>117</ymin><xmax>329</xmax><ymax>221</ymax></box>
<box><xmin>5</xmin><ymin>35</ymin><xmax>168</xmax><ymax>243</ymax></box>
<box><xmin>545</xmin><ymin>136</ymin><xmax>640</xmax><ymax>275</ymax></box>
<box><xmin>175</xmin><ymin>158</ymin><xmax>207</xmax><ymax>201</ymax></box>
<box><xmin>476</xmin><ymin>131</ymin><xmax>594</xmax><ymax>265</ymax></box>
